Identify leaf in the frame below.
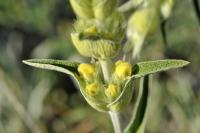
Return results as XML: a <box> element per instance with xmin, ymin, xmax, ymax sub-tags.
<box><xmin>132</xmin><ymin>59</ymin><xmax>189</xmax><ymax>78</ymax></box>
<box><xmin>23</xmin><ymin>59</ymin><xmax>109</xmax><ymax>112</ymax></box>
<box><xmin>124</xmin><ymin>75</ymin><xmax>149</xmax><ymax>133</ymax></box>
<box><xmin>192</xmin><ymin>0</ymin><xmax>200</xmax><ymax>25</ymax></box>
<box><xmin>22</xmin><ymin>59</ymin><xmax>80</xmax><ymax>77</ymax></box>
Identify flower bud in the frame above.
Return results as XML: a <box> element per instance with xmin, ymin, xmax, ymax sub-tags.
<box><xmin>78</xmin><ymin>63</ymin><xmax>95</xmax><ymax>80</ymax></box>
<box><xmin>160</xmin><ymin>0</ymin><xmax>174</xmax><ymax>19</ymax></box>
<box><xmin>114</xmin><ymin>60</ymin><xmax>132</xmax><ymax>79</ymax></box>
<box><xmin>71</xmin><ymin>33</ymin><xmax>120</xmax><ymax>59</ymax></box>
<box><xmin>93</xmin><ymin>0</ymin><xmax>117</xmax><ymax>20</ymax></box>
<box><xmin>70</xmin><ymin>0</ymin><xmax>93</xmax><ymax>19</ymax></box>
<box><xmin>85</xmin><ymin>82</ymin><xmax>99</xmax><ymax>96</ymax></box>
<box><xmin>127</xmin><ymin>7</ymin><xmax>160</xmax><ymax>38</ymax></box>
<box><xmin>105</xmin><ymin>84</ymin><xmax>118</xmax><ymax>98</ymax></box>
<box><xmin>127</xmin><ymin>7</ymin><xmax>160</xmax><ymax>57</ymax></box>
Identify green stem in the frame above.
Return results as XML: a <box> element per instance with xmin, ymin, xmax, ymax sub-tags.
<box><xmin>99</xmin><ymin>60</ymin><xmax>113</xmax><ymax>83</ymax></box>
<box><xmin>109</xmin><ymin>111</ymin><xmax>122</xmax><ymax>133</ymax></box>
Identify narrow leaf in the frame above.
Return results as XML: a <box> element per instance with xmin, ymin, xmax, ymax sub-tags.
<box><xmin>192</xmin><ymin>0</ymin><xmax>200</xmax><ymax>25</ymax></box>
<box><xmin>132</xmin><ymin>59</ymin><xmax>189</xmax><ymax>78</ymax></box>
<box><xmin>124</xmin><ymin>75</ymin><xmax>149</xmax><ymax>133</ymax></box>
<box><xmin>22</xmin><ymin>59</ymin><xmax>80</xmax><ymax>76</ymax></box>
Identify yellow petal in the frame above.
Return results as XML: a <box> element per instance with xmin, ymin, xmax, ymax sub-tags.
<box><xmin>78</xmin><ymin>63</ymin><xmax>95</xmax><ymax>80</ymax></box>
<box><xmin>115</xmin><ymin>60</ymin><xmax>132</xmax><ymax>79</ymax></box>
<box><xmin>86</xmin><ymin>83</ymin><xmax>99</xmax><ymax>96</ymax></box>
<box><xmin>105</xmin><ymin>84</ymin><xmax>118</xmax><ymax>98</ymax></box>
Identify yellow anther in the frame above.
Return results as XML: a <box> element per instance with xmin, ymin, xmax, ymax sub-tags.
<box><xmin>105</xmin><ymin>84</ymin><xmax>118</xmax><ymax>98</ymax></box>
<box><xmin>86</xmin><ymin>83</ymin><xmax>99</xmax><ymax>96</ymax></box>
<box><xmin>78</xmin><ymin>63</ymin><xmax>95</xmax><ymax>80</ymax></box>
<box><xmin>115</xmin><ymin>60</ymin><xmax>132</xmax><ymax>79</ymax></box>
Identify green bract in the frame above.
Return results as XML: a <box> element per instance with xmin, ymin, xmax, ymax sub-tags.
<box><xmin>23</xmin><ymin>59</ymin><xmax>189</xmax><ymax>112</ymax></box>
<box><xmin>71</xmin><ymin>10</ymin><xmax>125</xmax><ymax>59</ymax></box>
<box><xmin>74</xmin><ymin>11</ymin><xmax>125</xmax><ymax>42</ymax></box>
<box><xmin>71</xmin><ymin>33</ymin><xmax>120</xmax><ymax>59</ymax></box>
<box><xmin>70</xmin><ymin>0</ymin><xmax>125</xmax><ymax>60</ymax></box>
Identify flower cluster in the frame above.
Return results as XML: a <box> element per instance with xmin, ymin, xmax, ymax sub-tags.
<box><xmin>77</xmin><ymin>60</ymin><xmax>132</xmax><ymax>112</ymax></box>
<box><xmin>68</xmin><ymin>0</ymin><xmax>133</xmax><ymax>112</ymax></box>
<box><xmin>70</xmin><ymin>0</ymin><xmax>125</xmax><ymax>60</ymax></box>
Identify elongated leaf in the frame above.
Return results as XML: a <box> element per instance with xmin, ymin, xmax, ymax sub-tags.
<box><xmin>23</xmin><ymin>59</ymin><xmax>110</xmax><ymax>112</ymax></box>
<box><xmin>132</xmin><ymin>59</ymin><xmax>189</xmax><ymax>78</ymax></box>
<box><xmin>124</xmin><ymin>75</ymin><xmax>149</xmax><ymax>133</ymax></box>
<box><xmin>192</xmin><ymin>0</ymin><xmax>200</xmax><ymax>25</ymax></box>
<box><xmin>22</xmin><ymin>59</ymin><xmax>80</xmax><ymax>76</ymax></box>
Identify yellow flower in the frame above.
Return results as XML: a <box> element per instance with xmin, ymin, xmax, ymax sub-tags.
<box><xmin>115</xmin><ymin>60</ymin><xmax>132</xmax><ymax>79</ymax></box>
<box><xmin>86</xmin><ymin>83</ymin><xmax>99</xmax><ymax>96</ymax></box>
<box><xmin>105</xmin><ymin>84</ymin><xmax>118</xmax><ymax>98</ymax></box>
<box><xmin>78</xmin><ymin>63</ymin><xmax>95</xmax><ymax>80</ymax></box>
<box><xmin>161</xmin><ymin>0</ymin><xmax>174</xmax><ymax>19</ymax></box>
<box><xmin>127</xmin><ymin>8</ymin><xmax>160</xmax><ymax>36</ymax></box>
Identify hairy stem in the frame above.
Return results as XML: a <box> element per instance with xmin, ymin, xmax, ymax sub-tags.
<box><xmin>109</xmin><ymin>111</ymin><xmax>123</xmax><ymax>133</ymax></box>
<box><xmin>99</xmin><ymin>60</ymin><xmax>113</xmax><ymax>83</ymax></box>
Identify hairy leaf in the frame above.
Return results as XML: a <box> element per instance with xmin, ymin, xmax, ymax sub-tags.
<box><xmin>22</xmin><ymin>59</ymin><xmax>80</xmax><ymax>76</ymax></box>
<box><xmin>132</xmin><ymin>59</ymin><xmax>189</xmax><ymax>78</ymax></box>
<box><xmin>124</xmin><ymin>75</ymin><xmax>149</xmax><ymax>133</ymax></box>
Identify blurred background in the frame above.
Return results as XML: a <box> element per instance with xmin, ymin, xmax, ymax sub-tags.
<box><xmin>0</xmin><ymin>0</ymin><xmax>199</xmax><ymax>133</ymax></box>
